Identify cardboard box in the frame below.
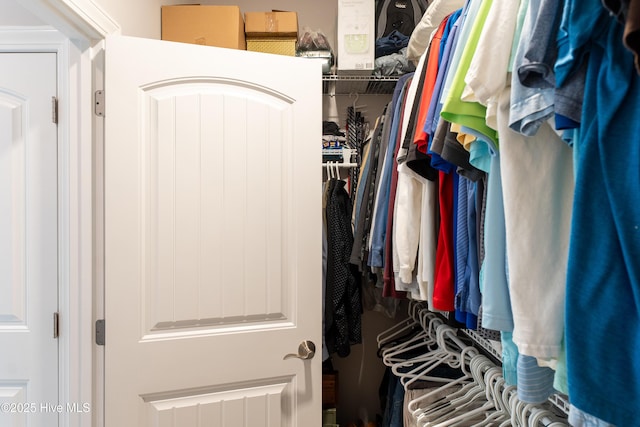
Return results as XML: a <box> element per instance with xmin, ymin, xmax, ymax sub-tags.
<box><xmin>337</xmin><ymin>0</ymin><xmax>375</xmax><ymax>70</ymax></box>
<box><xmin>161</xmin><ymin>5</ymin><xmax>246</xmax><ymax>50</ymax></box>
<box><xmin>244</xmin><ymin>11</ymin><xmax>298</xmax><ymax>37</ymax></box>
<box><xmin>246</xmin><ymin>38</ymin><xmax>297</xmax><ymax>56</ymax></box>
<box><xmin>244</xmin><ymin>11</ymin><xmax>298</xmax><ymax>56</ymax></box>
<box><xmin>322</xmin><ymin>372</ymin><xmax>338</xmax><ymax>408</ymax></box>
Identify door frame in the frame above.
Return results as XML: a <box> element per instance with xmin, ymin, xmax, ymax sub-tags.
<box><xmin>0</xmin><ymin>2</ymin><xmax>118</xmax><ymax>427</ymax></box>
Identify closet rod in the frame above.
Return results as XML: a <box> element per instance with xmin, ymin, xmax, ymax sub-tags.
<box><xmin>321</xmin><ymin>162</ymin><xmax>358</xmax><ymax>168</ymax></box>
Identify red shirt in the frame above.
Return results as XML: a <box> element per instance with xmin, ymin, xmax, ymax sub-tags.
<box><xmin>413</xmin><ymin>15</ymin><xmax>450</xmax><ymax>154</ymax></box>
<box><xmin>432</xmin><ymin>170</ymin><xmax>455</xmax><ymax>311</ymax></box>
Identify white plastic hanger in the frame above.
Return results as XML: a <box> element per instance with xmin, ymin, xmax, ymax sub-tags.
<box><xmin>377</xmin><ymin>302</ymin><xmax>433</xmax><ymax>351</ymax></box>
<box><xmin>415</xmin><ymin>355</ymin><xmax>494</xmax><ymax>426</ymax></box>
<box><xmin>386</xmin><ymin>317</ymin><xmax>448</xmax><ymax>367</ymax></box>
<box><xmin>528</xmin><ymin>406</ymin><xmax>567</xmax><ymax>427</ymax></box>
<box><xmin>349</xmin><ymin>92</ymin><xmax>367</xmax><ymax>112</ymax></box>
<box><xmin>446</xmin><ymin>368</ymin><xmax>505</xmax><ymax>427</ymax></box>
<box><xmin>381</xmin><ymin>311</ymin><xmax>441</xmax><ymax>367</ymax></box>
<box><xmin>413</xmin><ymin>354</ymin><xmax>494</xmax><ymax>426</ymax></box>
<box><xmin>406</xmin><ymin>345</ymin><xmax>477</xmax><ymax>420</ymax></box>
<box><xmin>393</xmin><ymin>324</ymin><xmax>464</xmax><ymax>388</ymax></box>
<box><xmin>496</xmin><ymin>385</ymin><xmax>518</xmax><ymax>427</ymax></box>
<box><xmin>376</xmin><ymin>300</ymin><xmax>424</xmax><ymax>348</ymax></box>
<box><xmin>325</xmin><ymin>161</ymin><xmax>333</xmax><ymax>180</ymax></box>
<box><xmin>469</xmin><ymin>372</ymin><xmax>510</xmax><ymax>426</ymax></box>
<box><xmin>428</xmin><ymin>365</ymin><xmax>501</xmax><ymax>427</ymax></box>
<box><xmin>509</xmin><ymin>393</ymin><xmax>529</xmax><ymax>427</ymax></box>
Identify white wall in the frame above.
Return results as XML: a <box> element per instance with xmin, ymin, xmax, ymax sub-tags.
<box><xmin>92</xmin><ymin>0</ymin><xmax>176</xmax><ymax>38</ymax></box>
<box><xmin>91</xmin><ymin>0</ymin><xmax>339</xmax><ymax>47</ymax></box>
<box><xmin>0</xmin><ymin>0</ymin><xmax>173</xmax><ymax>39</ymax></box>
<box><xmin>0</xmin><ymin>0</ymin><xmax>44</xmax><ymax>25</ymax></box>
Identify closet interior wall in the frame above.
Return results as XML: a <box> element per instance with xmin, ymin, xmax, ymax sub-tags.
<box><xmin>321</xmin><ymin>56</ymin><xmax>402</xmax><ymax>427</ymax></box>
<box><xmin>325</xmin><ymin>94</ymin><xmax>391</xmax><ymax>132</ymax></box>
<box><xmin>323</xmin><ymin>88</ymin><xmax>403</xmax><ymax>427</ymax></box>
<box><xmin>331</xmin><ymin>304</ymin><xmax>410</xmax><ymax>426</ymax></box>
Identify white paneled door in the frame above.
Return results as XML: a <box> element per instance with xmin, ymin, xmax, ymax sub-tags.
<box><xmin>104</xmin><ymin>36</ymin><xmax>322</xmax><ymax>426</ymax></box>
<box><xmin>0</xmin><ymin>53</ymin><xmax>59</xmax><ymax>426</ymax></box>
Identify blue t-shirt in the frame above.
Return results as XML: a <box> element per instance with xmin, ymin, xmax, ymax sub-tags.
<box><xmin>563</xmin><ymin>2</ymin><xmax>640</xmax><ymax>425</ymax></box>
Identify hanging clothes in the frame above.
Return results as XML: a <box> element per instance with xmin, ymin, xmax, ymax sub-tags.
<box><xmin>346</xmin><ymin>0</ymin><xmax>639</xmax><ymax>423</ymax></box>
<box><xmin>325</xmin><ymin>177</ymin><xmax>362</xmax><ymax>358</ymax></box>
<box><xmin>560</xmin><ymin>1</ymin><xmax>640</xmax><ymax>425</ymax></box>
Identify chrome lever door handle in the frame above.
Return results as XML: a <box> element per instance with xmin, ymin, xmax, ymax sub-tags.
<box><xmin>283</xmin><ymin>340</ymin><xmax>316</xmax><ymax>360</ymax></box>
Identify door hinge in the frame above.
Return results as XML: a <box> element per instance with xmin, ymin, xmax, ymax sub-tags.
<box><xmin>94</xmin><ymin>90</ymin><xmax>105</xmax><ymax>117</ymax></box>
<box><xmin>51</xmin><ymin>96</ymin><xmax>58</xmax><ymax>124</ymax></box>
<box><xmin>96</xmin><ymin>319</ymin><xmax>105</xmax><ymax>346</ymax></box>
<box><xmin>53</xmin><ymin>312</ymin><xmax>59</xmax><ymax>339</ymax></box>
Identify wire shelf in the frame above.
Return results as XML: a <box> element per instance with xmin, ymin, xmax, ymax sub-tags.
<box><xmin>548</xmin><ymin>393</ymin><xmax>571</xmax><ymax>416</ymax></box>
<box><xmin>322</xmin><ymin>148</ymin><xmax>357</xmax><ymax>166</ymax></box>
<box><xmin>461</xmin><ymin>328</ymin><xmax>503</xmax><ymax>362</ymax></box>
<box><xmin>322</xmin><ymin>74</ymin><xmax>401</xmax><ymax>95</ymax></box>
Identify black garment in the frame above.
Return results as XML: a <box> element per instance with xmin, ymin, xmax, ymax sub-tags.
<box><xmin>397</xmin><ymin>48</ymin><xmax>427</xmax><ymax>165</ymax></box>
<box><xmin>322</xmin><ymin>121</ymin><xmax>345</xmax><ymax>136</ymax></box>
<box><xmin>602</xmin><ymin>0</ymin><xmax>640</xmax><ymax>74</ymax></box>
<box><xmin>405</xmin><ymin>139</ymin><xmax>439</xmax><ymax>181</ymax></box>
<box><xmin>325</xmin><ymin>178</ymin><xmax>362</xmax><ymax>357</ymax></box>
<box><xmin>402</xmin><ymin>41</ymin><xmax>438</xmax><ymax>182</ymax></box>
<box><xmin>324</xmin><ymin>179</ymin><xmax>337</xmax><ymax>341</ymax></box>
<box><xmin>602</xmin><ymin>0</ymin><xmax>629</xmax><ymax>24</ymax></box>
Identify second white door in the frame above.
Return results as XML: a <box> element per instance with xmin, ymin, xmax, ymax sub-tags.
<box><xmin>0</xmin><ymin>52</ymin><xmax>59</xmax><ymax>427</ymax></box>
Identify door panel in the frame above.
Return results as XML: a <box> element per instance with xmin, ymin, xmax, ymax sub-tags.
<box><xmin>142</xmin><ymin>378</ymin><xmax>291</xmax><ymax>427</ymax></box>
<box><xmin>104</xmin><ymin>36</ymin><xmax>321</xmax><ymax>426</ymax></box>
<box><xmin>0</xmin><ymin>52</ymin><xmax>58</xmax><ymax>427</ymax></box>
<box><xmin>142</xmin><ymin>84</ymin><xmax>291</xmax><ymax>336</ymax></box>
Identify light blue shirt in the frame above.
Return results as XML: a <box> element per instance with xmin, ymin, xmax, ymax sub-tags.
<box><xmin>517</xmin><ymin>355</ymin><xmax>556</xmax><ymax>404</ymax></box>
<box><xmin>508</xmin><ymin>0</ymin><xmax>554</xmax><ymax>136</ymax></box>
<box><xmin>479</xmin><ymin>153</ymin><xmax>513</xmax><ymax>332</ymax></box>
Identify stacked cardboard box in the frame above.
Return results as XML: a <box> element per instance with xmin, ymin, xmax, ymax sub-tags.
<box><xmin>244</xmin><ymin>11</ymin><xmax>298</xmax><ymax>56</ymax></box>
<box><xmin>161</xmin><ymin>5</ymin><xmax>246</xmax><ymax>50</ymax></box>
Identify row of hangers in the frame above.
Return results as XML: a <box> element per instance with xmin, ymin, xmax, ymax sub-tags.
<box><xmin>377</xmin><ymin>301</ymin><xmax>569</xmax><ymax>427</ymax></box>
<box><xmin>325</xmin><ymin>161</ymin><xmax>344</xmax><ymax>179</ymax></box>
<box><xmin>324</xmin><ymin>160</ymin><xmax>357</xmax><ymax>180</ymax></box>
